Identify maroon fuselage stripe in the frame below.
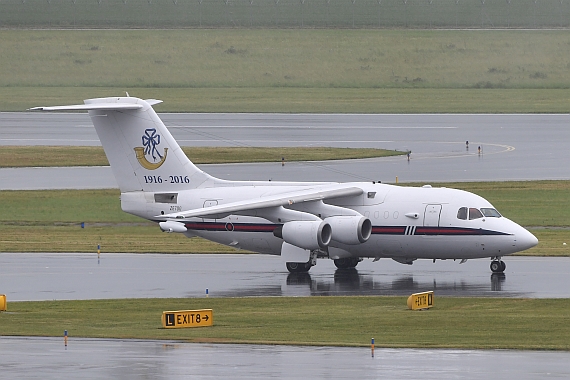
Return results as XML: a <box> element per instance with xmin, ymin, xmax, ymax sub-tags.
<box><xmin>182</xmin><ymin>222</ymin><xmax>509</xmax><ymax>236</ymax></box>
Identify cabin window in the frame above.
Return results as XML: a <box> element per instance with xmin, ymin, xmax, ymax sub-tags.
<box><xmin>457</xmin><ymin>207</ymin><xmax>467</xmax><ymax>220</ymax></box>
<box><xmin>469</xmin><ymin>208</ymin><xmax>484</xmax><ymax>220</ymax></box>
<box><xmin>481</xmin><ymin>208</ymin><xmax>502</xmax><ymax>218</ymax></box>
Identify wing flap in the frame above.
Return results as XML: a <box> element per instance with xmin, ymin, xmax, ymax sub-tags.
<box><xmin>160</xmin><ymin>185</ymin><xmax>363</xmax><ymax>220</ymax></box>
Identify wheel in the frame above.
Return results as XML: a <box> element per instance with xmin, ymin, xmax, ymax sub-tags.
<box><xmin>334</xmin><ymin>258</ymin><xmax>351</xmax><ymax>269</ymax></box>
<box><xmin>334</xmin><ymin>257</ymin><xmax>360</xmax><ymax>269</ymax></box>
<box><xmin>286</xmin><ymin>261</ymin><xmax>312</xmax><ymax>273</ymax></box>
<box><xmin>490</xmin><ymin>260</ymin><xmax>504</xmax><ymax>273</ymax></box>
<box><xmin>347</xmin><ymin>258</ymin><xmax>360</xmax><ymax>268</ymax></box>
<box><xmin>500</xmin><ymin>260</ymin><xmax>506</xmax><ymax>272</ymax></box>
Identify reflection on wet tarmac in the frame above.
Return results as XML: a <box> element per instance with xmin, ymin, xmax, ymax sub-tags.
<box><xmin>491</xmin><ymin>273</ymin><xmax>506</xmax><ymax>292</ymax></box>
<box><xmin>1</xmin><ymin>337</ymin><xmax>569</xmax><ymax>380</ymax></box>
<box><xmin>218</xmin><ymin>267</ymin><xmax>520</xmax><ymax>298</ymax></box>
<box><xmin>2</xmin><ymin>253</ymin><xmax>568</xmax><ymax>301</ymax></box>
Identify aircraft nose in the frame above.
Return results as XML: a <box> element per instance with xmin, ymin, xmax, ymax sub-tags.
<box><xmin>516</xmin><ymin>229</ymin><xmax>538</xmax><ymax>251</ymax></box>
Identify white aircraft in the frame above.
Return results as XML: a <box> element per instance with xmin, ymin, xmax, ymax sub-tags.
<box><xmin>32</xmin><ymin>96</ymin><xmax>538</xmax><ymax>273</ymax></box>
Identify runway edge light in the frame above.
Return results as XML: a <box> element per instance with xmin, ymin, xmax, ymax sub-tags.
<box><xmin>0</xmin><ymin>294</ymin><xmax>6</xmax><ymax>311</ymax></box>
<box><xmin>162</xmin><ymin>309</ymin><xmax>213</xmax><ymax>329</ymax></box>
<box><xmin>407</xmin><ymin>291</ymin><xmax>434</xmax><ymax>310</ymax></box>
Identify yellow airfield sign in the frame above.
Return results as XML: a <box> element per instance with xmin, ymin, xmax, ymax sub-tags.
<box><xmin>407</xmin><ymin>291</ymin><xmax>434</xmax><ymax>310</ymax></box>
<box><xmin>162</xmin><ymin>309</ymin><xmax>213</xmax><ymax>328</ymax></box>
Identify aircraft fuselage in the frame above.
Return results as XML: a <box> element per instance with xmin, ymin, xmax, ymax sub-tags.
<box><xmin>122</xmin><ymin>182</ymin><xmax>536</xmax><ymax>262</ymax></box>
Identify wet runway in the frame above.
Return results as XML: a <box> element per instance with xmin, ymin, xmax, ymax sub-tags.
<box><xmin>2</xmin><ymin>253</ymin><xmax>569</xmax><ymax>301</ymax></box>
<box><xmin>1</xmin><ymin>113</ymin><xmax>569</xmax><ymax>190</ymax></box>
<box><xmin>2</xmin><ymin>337</ymin><xmax>569</xmax><ymax>380</ymax></box>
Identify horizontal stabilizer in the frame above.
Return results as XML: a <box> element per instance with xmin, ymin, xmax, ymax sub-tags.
<box><xmin>29</xmin><ymin>103</ymin><xmax>144</xmax><ymax>112</ymax></box>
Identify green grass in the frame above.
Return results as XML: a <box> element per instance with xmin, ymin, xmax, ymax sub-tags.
<box><xmin>3</xmin><ymin>29</ymin><xmax>570</xmax><ymax>112</ymax></box>
<box><xmin>1</xmin><ymin>29</ymin><xmax>566</xmax><ymax>89</ymax></box>
<box><xmin>1</xmin><ymin>297</ymin><xmax>570</xmax><ymax>350</ymax></box>
<box><xmin>0</xmin><ymin>146</ymin><xmax>405</xmax><ymax>168</ymax></box>
<box><xmin>1</xmin><ymin>0</ymin><xmax>569</xmax><ymax>29</ymax></box>
<box><xmin>0</xmin><ymin>225</ymin><xmax>238</xmax><ymax>253</ymax></box>
<box><xmin>521</xmin><ymin>229</ymin><xmax>570</xmax><ymax>257</ymax></box>
<box><xmin>1</xmin><ymin>182</ymin><xmax>569</xmax><ymax>255</ymax></box>
<box><xmin>12</xmin><ymin>87</ymin><xmax>570</xmax><ymax>113</ymax></box>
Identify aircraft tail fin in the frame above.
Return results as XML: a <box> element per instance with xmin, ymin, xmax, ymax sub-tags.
<box><xmin>32</xmin><ymin>96</ymin><xmax>217</xmax><ymax>192</ymax></box>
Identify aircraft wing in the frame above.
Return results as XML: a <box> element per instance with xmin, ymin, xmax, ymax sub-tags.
<box><xmin>159</xmin><ymin>185</ymin><xmax>363</xmax><ymax>220</ymax></box>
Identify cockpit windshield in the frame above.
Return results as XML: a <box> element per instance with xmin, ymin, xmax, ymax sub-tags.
<box><xmin>469</xmin><ymin>208</ymin><xmax>483</xmax><ymax>220</ymax></box>
<box><xmin>457</xmin><ymin>207</ymin><xmax>501</xmax><ymax>220</ymax></box>
<box><xmin>481</xmin><ymin>208</ymin><xmax>502</xmax><ymax>218</ymax></box>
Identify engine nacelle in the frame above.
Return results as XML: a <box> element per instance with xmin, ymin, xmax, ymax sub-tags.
<box><xmin>273</xmin><ymin>220</ymin><xmax>332</xmax><ymax>250</ymax></box>
<box><xmin>325</xmin><ymin>215</ymin><xmax>372</xmax><ymax>245</ymax></box>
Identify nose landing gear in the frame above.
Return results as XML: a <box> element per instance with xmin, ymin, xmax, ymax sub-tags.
<box><xmin>490</xmin><ymin>258</ymin><xmax>506</xmax><ymax>273</ymax></box>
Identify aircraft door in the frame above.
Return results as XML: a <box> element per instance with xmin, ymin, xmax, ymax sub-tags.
<box><xmin>424</xmin><ymin>204</ymin><xmax>442</xmax><ymax>227</ymax></box>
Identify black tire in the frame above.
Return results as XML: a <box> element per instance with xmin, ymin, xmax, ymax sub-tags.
<box><xmin>500</xmin><ymin>261</ymin><xmax>506</xmax><ymax>272</ymax></box>
<box><xmin>334</xmin><ymin>258</ymin><xmax>360</xmax><ymax>269</ymax></box>
<box><xmin>348</xmin><ymin>258</ymin><xmax>360</xmax><ymax>268</ymax></box>
<box><xmin>286</xmin><ymin>261</ymin><xmax>311</xmax><ymax>273</ymax></box>
<box><xmin>334</xmin><ymin>258</ymin><xmax>351</xmax><ymax>269</ymax></box>
<box><xmin>490</xmin><ymin>260</ymin><xmax>504</xmax><ymax>273</ymax></box>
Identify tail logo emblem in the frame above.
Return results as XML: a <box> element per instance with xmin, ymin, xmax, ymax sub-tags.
<box><xmin>134</xmin><ymin>128</ymin><xmax>168</xmax><ymax>170</ymax></box>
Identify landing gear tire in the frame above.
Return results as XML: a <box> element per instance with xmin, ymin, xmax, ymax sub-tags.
<box><xmin>334</xmin><ymin>257</ymin><xmax>360</xmax><ymax>270</ymax></box>
<box><xmin>490</xmin><ymin>260</ymin><xmax>506</xmax><ymax>273</ymax></box>
<box><xmin>286</xmin><ymin>261</ymin><xmax>312</xmax><ymax>273</ymax></box>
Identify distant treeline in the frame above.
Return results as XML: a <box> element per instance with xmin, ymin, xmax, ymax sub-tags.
<box><xmin>1</xmin><ymin>0</ymin><xmax>569</xmax><ymax>29</ymax></box>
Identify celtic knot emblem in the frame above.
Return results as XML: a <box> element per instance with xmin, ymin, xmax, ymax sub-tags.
<box><xmin>142</xmin><ymin>128</ymin><xmax>163</xmax><ymax>162</ymax></box>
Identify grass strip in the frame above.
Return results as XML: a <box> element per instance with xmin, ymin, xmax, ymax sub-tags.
<box><xmin>3</xmin><ymin>30</ymin><xmax>570</xmax><ymax>90</ymax></box>
<box><xmin>3</xmin><ymin>29</ymin><xmax>570</xmax><ymax>112</ymax></box>
<box><xmin>9</xmin><ymin>87</ymin><xmax>570</xmax><ymax>114</ymax></box>
<box><xmin>1</xmin><ymin>0</ymin><xmax>567</xmax><ymax>29</ymax></box>
<box><xmin>1</xmin><ymin>297</ymin><xmax>569</xmax><ymax>350</ymax></box>
<box><xmin>0</xmin><ymin>146</ymin><xmax>405</xmax><ymax>168</ymax></box>
<box><xmin>0</xmin><ymin>225</ymin><xmax>238</xmax><ymax>254</ymax></box>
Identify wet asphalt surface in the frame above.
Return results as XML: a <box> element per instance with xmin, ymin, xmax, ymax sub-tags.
<box><xmin>1</xmin><ymin>253</ymin><xmax>569</xmax><ymax>301</ymax></box>
<box><xmin>1</xmin><ymin>113</ymin><xmax>569</xmax><ymax>190</ymax></box>
<box><xmin>2</xmin><ymin>337</ymin><xmax>569</xmax><ymax>380</ymax></box>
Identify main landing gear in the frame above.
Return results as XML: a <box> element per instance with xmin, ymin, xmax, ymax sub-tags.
<box><xmin>333</xmin><ymin>257</ymin><xmax>361</xmax><ymax>270</ymax></box>
<box><xmin>286</xmin><ymin>257</ymin><xmax>361</xmax><ymax>273</ymax></box>
<box><xmin>286</xmin><ymin>261</ymin><xmax>313</xmax><ymax>273</ymax></box>
<box><xmin>286</xmin><ymin>251</ymin><xmax>318</xmax><ymax>273</ymax></box>
<box><xmin>490</xmin><ymin>258</ymin><xmax>506</xmax><ymax>273</ymax></box>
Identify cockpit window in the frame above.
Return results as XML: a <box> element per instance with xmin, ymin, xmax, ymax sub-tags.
<box><xmin>481</xmin><ymin>208</ymin><xmax>502</xmax><ymax>218</ymax></box>
<box><xmin>469</xmin><ymin>208</ymin><xmax>484</xmax><ymax>220</ymax></box>
<box><xmin>458</xmin><ymin>207</ymin><xmax>501</xmax><ymax>220</ymax></box>
<box><xmin>457</xmin><ymin>207</ymin><xmax>467</xmax><ymax>220</ymax></box>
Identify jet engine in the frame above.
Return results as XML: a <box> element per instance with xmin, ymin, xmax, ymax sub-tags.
<box><xmin>325</xmin><ymin>215</ymin><xmax>372</xmax><ymax>245</ymax></box>
<box><xmin>273</xmin><ymin>220</ymin><xmax>332</xmax><ymax>250</ymax></box>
